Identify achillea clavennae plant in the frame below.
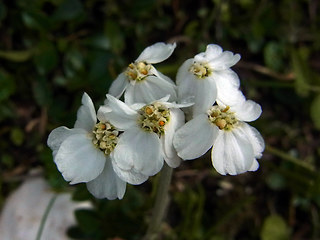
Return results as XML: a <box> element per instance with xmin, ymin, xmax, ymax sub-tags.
<box><xmin>47</xmin><ymin>42</ymin><xmax>264</xmax><ymax>238</ymax></box>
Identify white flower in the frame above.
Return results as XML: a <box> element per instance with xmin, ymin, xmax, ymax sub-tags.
<box><xmin>99</xmin><ymin>94</ymin><xmax>186</xmax><ymax>185</ymax></box>
<box><xmin>108</xmin><ymin>42</ymin><xmax>178</xmax><ymax>105</ymax></box>
<box><xmin>176</xmin><ymin>44</ymin><xmax>244</xmax><ymax>117</ymax></box>
<box><xmin>47</xmin><ymin>93</ymin><xmax>126</xmax><ymax>200</ymax></box>
<box><xmin>173</xmin><ymin>96</ymin><xmax>265</xmax><ymax>175</ymax></box>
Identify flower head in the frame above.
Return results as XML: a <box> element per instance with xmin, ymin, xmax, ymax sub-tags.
<box><xmin>47</xmin><ymin>93</ymin><xmax>126</xmax><ymax>200</ymax></box>
<box><xmin>173</xmin><ymin>95</ymin><xmax>265</xmax><ymax>175</ymax></box>
<box><xmin>108</xmin><ymin>42</ymin><xmax>178</xmax><ymax>105</ymax></box>
<box><xmin>176</xmin><ymin>44</ymin><xmax>244</xmax><ymax>118</ymax></box>
<box><xmin>99</xmin><ymin>94</ymin><xmax>186</xmax><ymax>184</ymax></box>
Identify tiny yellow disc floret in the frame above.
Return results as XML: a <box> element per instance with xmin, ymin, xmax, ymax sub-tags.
<box><xmin>138</xmin><ymin>103</ymin><xmax>170</xmax><ymax>137</ymax></box>
<box><xmin>207</xmin><ymin>106</ymin><xmax>238</xmax><ymax>131</ymax></box>
<box><xmin>126</xmin><ymin>61</ymin><xmax>152</xmax><ymax>82</ymax></box>
<box><xmin>92</xmin><ymin>121</ymin><xmax>119</xmax><ymax>155</ymax></box>
<box><xmin>189</xmin><ymin>61</ymin><xmax>212</xmax><ymax>79</ymax></box>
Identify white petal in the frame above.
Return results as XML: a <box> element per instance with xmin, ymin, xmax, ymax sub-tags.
<box><xmin>213</xmin><ymin>69</ymin><xmax>240</xmax><ymax>90</ymax></box>
<box><xmin>136</xmin><ymin>42</ymin><xmax>176</xmax><ymax>64</ymax></box>
<box><xmin>240</xmin><ymin>123</ymin><xmax>265</xmax><ymax>159</ymax></box>
<box><xmin>162</xmin><ymin>108</ymin><xmax>185</xmax><ymax>168</ymax></box>
<box><xmin>125</xmin><ymin>75</ymin><xmax>177</xmax><ymax>105</ymax></box>
<box><xmin>194</xmin><ymin>44</ymin><xmax>223</xmax><ymax>62</ymax></box>
<box><xmin>96</xmin><ymin>105</ymin><xmax>112</xmax><ymax>122</ymax></box>
<box><xmin>192</xmin><ymin>77</ymin><xmax>217</xmax><ymax>117</ymax></box>
<box><xmin>86</xmin><ymin>157</ymin><xmax>126</xmax><ymax>200</ymax></box>
<box><xmin>212</xmin><ymin>70</ymin><xmax>245</xmax><ymax>106</ymax></box>
<box><xmin>176</xmin><ymin>58</ymin><xmax>194</xmax><ymax>86</ymax></box>
<box><xmin>151</xmin><ymin>67</ymin><xmax>176</xmax><ymax>85</ymax></box>
<box><xmin>110</xmin><ymin>160</ymin><xmax>149</xmax><ymax>185</ymax></box>
<box><xmin>173</xmin><ymin>114</ymin><xmax>218</xmax><ymax>160</ymax></box>
<box><xmin>102</xmin><ymin>94</ymin><xmax>138</xmax><ymax>130</ymax></box>
<box><xmin>176</xmin><ymin>58</ymin><xmax>217</xmax><ymax>116</ymax></box>
<box><xmin>47</xmin><ymin>127</ymin><xmax>86</xmax><ymax>157</ymax></box>
<box><xmin>161</xmin><ymin>100</ymin><xmax>194</xmax><ymax>110</ymax></box>
<box><xmin>108</xmin><ymin>73</ymin><xmax>128</xmax><ymax>98</ymax></box>
<box><xmin>177</xmin><ymin>76</ymin><xmax>196</xmax><ymax>117</ymax></box>
<box><xmin>232</xmin><ymin>100</ymin><xmax>262</xmax><ymax>122</ymax></box>
<box><xmin>211</xmin><ymin>128</ymin><xmax>255</xmax><ymax>175</ymax></box>
<box><xmin>74</xmin><ymin>93</ymin><xmax>97</xmax><ymax>132</ymax></box>
<box><xmin>249</xmin><ymin>159</ymin><xmax>259</xmax><ymax>172</ymax></box>
<box><xmin>54</xmin><ymin>133</ymin><xmax>106</xmax><ymax>184</ymax></box>
<box><xmin>208</xmin><ymin>51</ymin><xmax>241</xmax><ymax>70</ymax></box>
<box><xmin>130</xmin><ymin>102</ymin><xmax>147</xmax><ymax>111</ymax></box>
<box><xmin>112</xmin><ymin>127</ymin><xmax>164</xmax><ymax>176</ymax></box>
<box><xmin>205</xmin><ymin>44</ymin><xmax>224</xmax><ymax>59</ymax></box>
<box><xmin>153</xmin><ymin>94</ymin><xmax>170</xmax><ymax>104</ymax></box>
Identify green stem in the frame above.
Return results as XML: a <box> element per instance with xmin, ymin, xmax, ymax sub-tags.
<box><xmin>265</xmin><ymin>145</ymin><xmax>315</xmax><ymax>171</ymax></box>
<box><xmin>35</xmin><ymin>194</ymin><xmax>57</xmax><ymax>240</ymax></box>
<box><xmin>143</xmin><ymin>163</ymin><xmax>173</xmax><ymax>240</ymax></box>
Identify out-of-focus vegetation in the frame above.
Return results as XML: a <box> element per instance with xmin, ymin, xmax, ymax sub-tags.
<box><xmin>0</xmin><ymin>0</ymin><xmax>320</xmax><ymax>239</ymax></box>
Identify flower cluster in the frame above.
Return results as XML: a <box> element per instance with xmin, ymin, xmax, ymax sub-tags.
<box><xmin>48</xmin><ymin>42</ymin><xmax>264</xmax><ymax>200</ymax></box>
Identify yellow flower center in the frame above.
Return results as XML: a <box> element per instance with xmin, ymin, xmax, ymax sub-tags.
<box><xmin>207</xmin><ymin>106</ymin><xmax>238</xmax><ymax>131</ymax></box>
<box><xmin>92</xmin><ymin>121</ymin><xmax>119</xmax><ymax>155</ymax></box>
<box><xmin>138</xmin><ymin>103</ymin><xmax>170</xmax><ymax>136</ymax></box>
<box><xmin>189</xmin><ymin>61</ymin><xmax>212</xmax><ymax>79</ymax></box>
<box><xmin>125</xmin><ymin>61</ymin><xmax>152</xmax><ymax>82</ymax></box>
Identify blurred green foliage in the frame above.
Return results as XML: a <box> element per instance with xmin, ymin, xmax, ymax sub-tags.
<box><xmin>0</xmin><ymin>0</ymin><xmax>320</xmax><ymax>239</ymax></box>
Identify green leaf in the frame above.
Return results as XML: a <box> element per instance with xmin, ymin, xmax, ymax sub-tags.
<box><xmin>75</xmin><ymin>209</ymin><xmax>101</xmax><ymax>233</ymax></box>
<box><xmin>0</xmin><ymin>49</ymin><xmax>33</xmax><ymax>62</ymax></box>
<box><xmin>52</xmin><ymin>0</ymin><xmax>84</xmax><ymax>21</ymax></box>
<box><xmin>264</xmin><ymin>42</ymin><xmax>285</xmax><ymax>71</ymax></box>
<box><xmin>10</xmin><ymin>128</ymin><xmax>24</xmax><ymax>146</ymax></box>
<box><xmin>291</xmin><ymin>47</ymin><xmax>311</xmax><ymax>97</ymax></box>
<box><xmin>34</xmin><ymin>42</ymin><xmax>59</xmax><ymax>75</ymax></box>
<box><xmin>32</xmin><ymin>76</ymin><xmax>52</xmax><ymax>107</ymax></box>
<box><xmin>0</xmin><ymin>2</ymin><xmax>7</xmax><ymax>23</ymax></box>
<box><xmin>261</xmin><ymin>215</ymin><xmax>290</xmax><ymax>240</ymax></box>
<box><xmin>83</xmin><ymin>34</ymin><xmax>111</xmax><ymax>50</ymax></box>
<box><xmin>104</xmin><ymin>20</ymin><xmax>125</xmax><ymax>54</ymax></box>
<box><xmin>266</xmin><ymin>172</ymin><xmax>286</xmax><ymax>190</ymax></box>
<box><xmin>1</xmin><ymin>154</ymin><xmax>14</xmax><ymax>168</ymax></box>
<box><xmin>0</xmin><ymin>70</ymin><xmax>15</xmax><ymax>102</ymax></box>
<box><xmin>21</xmin><ymin>10</ymin><xmax>52</xmax><ymax>31</ymax></box>
<box><xmin>310</xmin><ymin>94</ymin><xmax>320</xmax><ymax>130</ymax></box>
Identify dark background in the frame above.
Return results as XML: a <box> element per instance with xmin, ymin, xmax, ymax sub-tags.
<box><xmin>1</xmin><ymin>0</ymin><xmax>320</xmax><ymax>239</ymax></box>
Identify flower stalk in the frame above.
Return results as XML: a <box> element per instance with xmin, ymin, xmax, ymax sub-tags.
<box><xmin>143</xmin><ymin>163</ymin><xmax>173</xmax><ymax>240</ymax></box>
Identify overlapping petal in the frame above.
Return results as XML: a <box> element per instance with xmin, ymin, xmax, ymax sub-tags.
<box><xmin>249</xmin><ymin>159</ymin><xmax>260</xmax><ymax>172</ymax></box>
<box><xmin>211</xmin><ymin>128</ymin><xmax>255</xmax><ymax>175</ymax></box>
<box><xmin>125</xmin><ymin>76</ymin><xmax>177</xmax><ymax>105</ymax></box>
<box><xmin>103</xmin><ymin>94</ymin><xmax>138</xmax><ymax>130</ymax></box>
<box><xmin>211</xmin><ymin>70</ymin><xmax>244</xmax><ymax>106</ymax></box>
<box><xmin>47</xmin><ymin>127</ymin><xmax>86</xmax><ymax>157</ymax></box>
<box><xmin>136</xmin><ymin>42</ymin><xmax>176</xmax><ymax>64</ymax></box>
<box><xmin>151</xmin><ymin>68</ymin><xmax>176</xmax><ymax>85</ymax></box>
<box><xmin>192</xmin><ymin>77</ymin><xmax>217</xmax><ymax>116</ymax></box>
<box><xmin>86</xmin><ymin>158</ymin><xmax>126</xmax><ymax>200</ymax></box>
<box><xmin>54</xmin><ymin>133</ymin><xmax>106</xmax><ymax>184</ymax></box>
<box><xmin>110</xmin><ymin>160</ymin><xmax>149</xmax><ymax>185</ymax></box>
<box><xmin>112</xmin><ymin>127</ymin><xmax>164</xmax><ymax>178</ymax></box>
<box><xmin>74</xmin><ymin>92</ymin><xmax>97</xmax><ymax>132</ymax></box>
<box><xmin>232</xmin><ymin>100</ymin><xmax>262</xmax><ymax>122</ymax></box>
<box><xmin>176</xmin><ymin>59</ymin><xmax>197</xmax><ymax>112</ymax></box>
<box><xmin>176</xmin><ymin>58</ymin><xmax>194</xmax><ymax>85</ymax></box>
<box><xmin>108</xmin><ymin>73</ymin><xmax>128</xmax><ymax>98</ymax></box>
<box><xmin>174</xmin><ymin>114</ymin><xmax>219</xmax><ymax>160</ymax></box>
<box><xmin>162</xmin><ymin>108</ymin><xmax>185</xmax><ymax>168</ymax></box>
<box><xmin>207</xmin><ymin>50</ymin><xmax>241</xmax><ymax>70</ymax></box>
<box><xmin>240</xmin><ymin>123</ymin><xmax>265</xmax><ymax>158</ymax></box>
<box><xmin>194</xmin><ymin>44</ymin><xmax>222</xmax><ymax>62</ymax></box>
